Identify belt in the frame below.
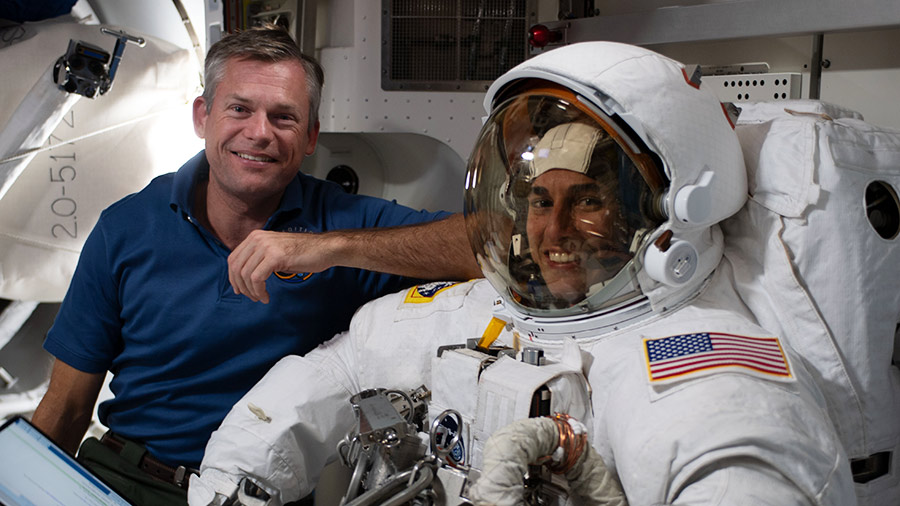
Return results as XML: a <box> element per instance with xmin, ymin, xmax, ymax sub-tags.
<box><xmin>99</xmin><ymin>432</ymin><xmax>197</xmax><ymax>490</ymax></box>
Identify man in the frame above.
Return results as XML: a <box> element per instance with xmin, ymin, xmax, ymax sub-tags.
<box><xmin>190</xmin><ymin>42</ymin><xmax>856</xmax><ymax>505</ymax></box>
<box><xmin>31</xmin><ymin>26</ymin><xmax>479</xmax><ymax>505</ymax></box>
<box><xmin>521</xmin><ymin>122</ymin><xmax>648</xmax><ymax>305</ymax></box>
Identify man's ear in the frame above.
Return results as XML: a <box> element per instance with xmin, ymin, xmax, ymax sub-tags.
<box><xmin>305</xmin><ymin>120</ymin><xmax>320</xmax><ymax>155</ymax></box>
<box><xmin>192</xmin><ymin>96</ymin><xmax>208</xmax><ymax>138</ymax></box>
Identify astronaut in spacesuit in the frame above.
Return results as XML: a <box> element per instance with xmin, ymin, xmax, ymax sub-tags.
<box><xmin>188</xmin><ymin>41</ymin><xmax>856</xmax><ymax>506</ymax></box>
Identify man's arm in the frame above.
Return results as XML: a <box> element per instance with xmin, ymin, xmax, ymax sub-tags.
<box><xmin>228</xmin><ymin>212</ymin><xmax>481</xmax><ymax>303</ymax></box>
<box><xmin>31</xmin><ymin>360</ymin><xmax>105</xmax><ymax>454</ymax></box>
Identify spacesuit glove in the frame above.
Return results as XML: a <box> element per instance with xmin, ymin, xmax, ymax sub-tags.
<box><xmin>187</xmin><ymin>468</ymin><xmax>240</xmax><ymax>506</ymax></box>
<box><xmin>471</xmin><ymin>416</ymin><xmax>626</xmax><ymax>506</ymax></box>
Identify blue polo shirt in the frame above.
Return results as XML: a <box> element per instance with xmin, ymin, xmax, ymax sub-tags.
<box><xmin>44</xmin><ymin>151</ymin><xmax>449</xmax><ymax>467</ymax></box>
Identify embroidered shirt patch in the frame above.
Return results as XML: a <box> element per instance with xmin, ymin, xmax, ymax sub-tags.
<box><xmin>643</xmin><ymin>332</ymin><xmax>792</xmax><ymax>384</ymax></box>
<box><xmin>274</xmin><ymin>271</ymin><xmax>313</xmax><ymax>283</ymax></box>
<box><xmin>404</xmin><ymin>281</ymin><xmax>460</xmax><ymax>304</ymax></box>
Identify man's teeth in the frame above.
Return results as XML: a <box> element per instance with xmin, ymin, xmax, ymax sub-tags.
<box><xmin>549</xmin><ymin>252</ymin><xmax>576</xmax><ymax>263</ymax></box>
<box><xmin>236</xmin><ymin>152</ymin><xmax>275</xmax><ymax>162</ymax></box>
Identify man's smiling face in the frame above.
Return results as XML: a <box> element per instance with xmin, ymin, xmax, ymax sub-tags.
<box><xmin>526</xmin><ymin>168</ymin><xmax>632</xmax><ymax>303</ymax></box>
<box><xmin>193</xmin><ymin>57</ymin><xmax>319</xmax><ymax>205</ymax></box>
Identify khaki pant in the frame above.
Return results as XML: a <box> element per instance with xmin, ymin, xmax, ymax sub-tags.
<box><xmin>77</xmin><ymin>436</ymin><xmax>187</xmax><ymax>506</ymax></box>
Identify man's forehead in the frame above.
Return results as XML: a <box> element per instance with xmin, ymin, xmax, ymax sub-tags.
<box><xmin>529</xmin><ymin>169</ymin><xmax>618</xmax><ymax>194</ymax></box>
<box><xmin>532</xmin><ymin>169</ymin><xmax>598</xmax><ymax>186</ymax></box>
<box><xmin>214</xmin><ymin>59</ymin><xmax>308</xmax><ymax>109</ymax></box>
<box><xmin>220</xmin><ymin>56</ymin><xmax>307</xmax><ymax>82</ymax></box>
<box><xmin>227</xmin><ymin>54</ymin><xmax>303</xmax><ymax>68</ymax></box>
<box><xmin>530</xmin><ymin>181</ymin><xmax>604</xmax><ymax>197</ymax></box>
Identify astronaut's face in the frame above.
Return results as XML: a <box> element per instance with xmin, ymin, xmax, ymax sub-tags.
<box><xmin>525</xmin><ymin>169</ymin><xmax>632</xmax><ymax>303</ymax></box>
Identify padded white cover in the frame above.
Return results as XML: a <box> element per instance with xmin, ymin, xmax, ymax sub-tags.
<box><xmin>0</xmin><ymin>19</ymin><xmax>201</xmax><ymax>301</ymax></box>
<box><xmin>723</xmin><ymin>100</ymin><xmax>900</xmax><ymax>505</ymax></box>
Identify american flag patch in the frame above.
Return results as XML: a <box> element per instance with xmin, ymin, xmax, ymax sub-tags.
<box><xmin>643</xmin><ymin>332</ymin><xmax>792</xmax><ymax>384</ymax></box>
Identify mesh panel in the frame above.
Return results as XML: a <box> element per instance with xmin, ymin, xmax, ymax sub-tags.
<box><xmin>460</xmin><ymin>0</ymin><xmax>527</xmax><ymax>18</ymax></box>
<box><xmin>383</xmin><ymin>0</ymin><xmax>534</xmax><ymax>91</ymax></box>
<box><xmin>393</xmin><ymin>0</ymin><xmax>457</xmax><ymax>16</ymax></box>
<box><xmin>391</xmin><ymin>17</ymin><xmax>459</xmax><ymax>81</ymax></box>
<box><xmin>459</xmin><ymin>18</ymin><xmax>527</xmax><ymax>81</ymax></box>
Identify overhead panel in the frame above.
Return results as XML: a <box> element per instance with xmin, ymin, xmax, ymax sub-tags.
<box><xmin>536</xmin><ymin>0</ymin><xmax>900</xmax><ymax>47</ymax></box>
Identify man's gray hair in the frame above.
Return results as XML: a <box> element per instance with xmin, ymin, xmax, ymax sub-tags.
<box><xmin>202</xmin><ymin>25</ymin><xmax>324</xmax><ymax>133</ymax></box>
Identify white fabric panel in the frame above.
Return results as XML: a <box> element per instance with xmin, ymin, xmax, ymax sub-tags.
<box><xmin>723</xmin><ymin>100</ymin><xmax>900</xmax><ymax>505</ymax></box>
<box><xmin>0</xmin><ymin>66</ymin><xmax>81</xmax><ymax>201</ymax></box>
<box><xmin>429</xmin><ymin>348</ymin><xmax>483</xmax><ymax>469</ymax></box>
<box><xmin>470</xmin><ymin>350</ymin><xmax>589</xmax><ymax>470</ymax></box>
<box><xmin>733</xmin><ymin>100</ymin><xmax>863</xmax><ymax>126</ymax></box>
<box><xmin>0</xmin><ymin>19</ymin><xmax>201</xmax><ymax>301</ymax></box>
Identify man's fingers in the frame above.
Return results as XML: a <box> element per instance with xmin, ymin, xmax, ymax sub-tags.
<box><xmin>243</xmin><ymin>248</ymin><xmax>274</xmax><ymax>303</ymax></box>
<box><xmin>227</xmin><ymin>230</ymin><xmax>328</xmax><ymax>303</ymax></box>
<box><xmin>228</xmin><ymin>237</ymin><xmax>280</xmax><ymax>303</ymax></box>
<box><xmin>228</xmin><ymin>240</ymin><xmax>251</xmax><ymax>294</ymax></box>
<box><xmin>228</xmin><ymin>243</ymin><xmax>257</xmax><ymax>300</ymax></box>
<box><xmin>250</xmin><ymin>260</ymin><xmax>273</xmax><ymax>304</ymax></box>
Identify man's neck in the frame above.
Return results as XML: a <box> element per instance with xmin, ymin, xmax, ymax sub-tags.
<box><xmin>194</xmin><ymin>179</ymin><xmax>281</xmax><ymax>251</ymax></box>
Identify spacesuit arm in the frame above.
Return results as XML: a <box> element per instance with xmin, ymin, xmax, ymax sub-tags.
<box><xmin>607</xmin><ymin>366</ymin><xmax>856</xmax><ymax>506</ymax></box>
<box><xmin>673</xmin><ymin>460</ymin><xmax>826</xmax><ymax>506</ymax></box>
<box><xmin>189</xmin><ymin>332</ymin><xmax>362</xmax><ymax>505</ymax></box>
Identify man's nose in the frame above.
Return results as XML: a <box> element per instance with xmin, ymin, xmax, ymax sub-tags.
<box><xmin>245</xmin><ymin>113</ymin><xmax>274</xmax><ymax>142</ymax></box>
<box><xmin>545</xmin><ymin>206</ymin><xmax>577</xmax><ymax>240</ymax></box>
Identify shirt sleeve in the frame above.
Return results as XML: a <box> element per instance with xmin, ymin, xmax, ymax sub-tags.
<box><xmin>43</xmin><ymin>216</ymin><xmax>123</xmax><ymax>374</ymax></box>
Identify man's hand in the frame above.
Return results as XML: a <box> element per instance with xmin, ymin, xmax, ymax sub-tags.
<box><xmin>227</xmin><ymin>214</ymin><xmax>480</xmax><ymax>303</ymax></box>
<box><xmin>227</xmin><ymin>230</ymin><xmax>337</xmax><ymax>304</ymax></box>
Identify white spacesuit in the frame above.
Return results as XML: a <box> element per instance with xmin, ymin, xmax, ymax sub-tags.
<box><xmin>189</xmin><ymin>42</ymin><xmax>856</xmax><ymax>505</ymax></box>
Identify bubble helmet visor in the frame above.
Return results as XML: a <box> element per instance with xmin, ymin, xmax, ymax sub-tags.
<box><xmin>465</xmin><ymin>83</ymin><xmax>667</xmax><ymax>317</ymax></box>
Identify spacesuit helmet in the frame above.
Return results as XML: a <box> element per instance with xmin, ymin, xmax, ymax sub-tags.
<box><xmin>464</xmin><ymin>42</ymin><xmax>747</xmax><ymax>320</ymax></box>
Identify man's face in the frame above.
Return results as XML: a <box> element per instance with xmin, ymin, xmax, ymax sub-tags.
<box><xmin>192</xmin><ymin>57</ymin><xmax>319</xmax><ymax>205</ymax></box>
<box><xmin>526</xmin><ymin>168</ymin><xmax>632</xmax><ymax>302</ymax></box>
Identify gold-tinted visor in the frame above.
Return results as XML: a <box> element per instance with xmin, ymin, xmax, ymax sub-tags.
<box><xmin>465</xmin><ymin>84</ymin><xmax>667</xmax><ymax>315</ymax></box>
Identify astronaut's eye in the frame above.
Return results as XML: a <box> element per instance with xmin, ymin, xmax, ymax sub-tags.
<box><xmin>865</xmin><ymin>181</ymin><xmax>900</xmax><ymax>240</ymax></box>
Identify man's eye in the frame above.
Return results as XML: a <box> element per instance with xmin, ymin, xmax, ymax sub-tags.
<box><xmin>576</xmin><ymin>196</ymin><xmax>603</xmax><ymax>209</ymax></box>
<box><xmin>529</xmin><ymin>198</ymin><xmax>552</xmax><ymax>209</ymax></box>
<box><xmin>231</xmin><ymin>105</ymin><xmax>247</xmax><ymax>113</ymax></box>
